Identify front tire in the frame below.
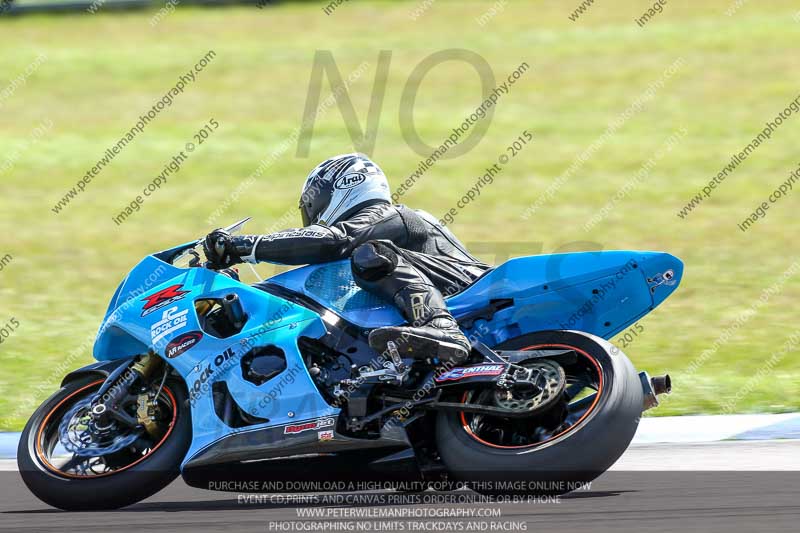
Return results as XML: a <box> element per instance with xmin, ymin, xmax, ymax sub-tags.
<box><xmin>435</xmin><ymin>330</ymin><xmax>642</xmax><ymax>493</ymax></box>
<box><xmin>17</xmin><ymin>375</ymin><xmax>192</xmax><ymax>510</ymax></box>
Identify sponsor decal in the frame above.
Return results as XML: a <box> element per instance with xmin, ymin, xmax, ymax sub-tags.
<box><xmin>165</xmin><ymin>331</ymin><xmax>203</xmax><ymax>358</ymax></box>
<box><xmin>189</xmin><ymin>365</ymin><xmax>215</xmax><ymax>401</ymax></box>
<box><xmin>318</xmin><ymin>430</ymin><xmax>334</xmax><ymax>442</ymax></box>
<box><xmin>284</xmin><ymin>417</ymin><xmax>335</xmax><ymax>435</ymax></box>
<box><xmin>151</xmin><ymin>306</ymin><xmax>189</xmax><ymax>346</ymax></box>
<box><xmin>188</xmin><ymin>347</ymin><xmax>236</xmax><ymax>402</ymax></box>
<box><xmin>141</xmin><ymin>284</ymin><xmax>190</xmax><ymax>316</ymax></box>
<box><xmin>334</xmin><ymin>172</ymin><xmax>366</xmax><ymax>190</ymax></box>
<box><xmin>262</xmin><ymin>229</ymin><xmax>326</xmax><ymax>241</ymax></box>
<box><xmin>434</xmin><ymin>364</ymin><xmax>506</xmax><ymax>382</ymax></box>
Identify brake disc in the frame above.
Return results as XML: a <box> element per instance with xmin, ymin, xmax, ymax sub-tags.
<box><xmin>59</xmin><ymin>398</ymin><xmax>139</xmax><ymax>457</ymax></box>
<box><xmin>493</xmin><ymin>359</ymin><xmax>566</xmax><ymax>415</ymax></box>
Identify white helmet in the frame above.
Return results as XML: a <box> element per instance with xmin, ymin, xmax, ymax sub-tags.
<box><xmin>299</xmin><ymin>153</ymin><xmax>391</xmax><ymax>226</ymax></box>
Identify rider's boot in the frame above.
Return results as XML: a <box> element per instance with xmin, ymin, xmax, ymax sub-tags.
<box><xmin>368</xmin><ymin>285</ymin><xmax>471</xmax><ymax>363</ymax></box>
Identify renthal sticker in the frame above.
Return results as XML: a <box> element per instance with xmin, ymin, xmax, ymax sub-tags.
<box><xmin>318</xmin><ymin>430</ymin><xmax>334</xmax><ymax>442</ymax></box>
<box><xmin>151</xmin><ymin>306</ymin><xmax>189</xmax><ymax>345</ymax></box>
<box><xmin>434</xmin><ymin>364</ymin><xmax>506</xmax><ymax>382</ymax></box>
<box><xmin>284</xmin><ymin>417</ymin><xmax>335</xmax><ymax>435</ymax></box>
<box><xmin>165</xmin><ymin>331</ymin><xmax>203</xmax><ymax>358</ymax></box>
<box><xmin>334</xmin><ymin>172</ymin><xmax>366</xmax><ymax>190</ymax></box>
<box><xmin>141</xmin><ymin>284</ymin><xmax>190</xmax><ymax>316</ymax></box>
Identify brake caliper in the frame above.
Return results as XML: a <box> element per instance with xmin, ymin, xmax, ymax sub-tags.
<box><xmin>136</xmin><ymin>393</ymin><xmax>161</xmax><ymax>438</ymax></box>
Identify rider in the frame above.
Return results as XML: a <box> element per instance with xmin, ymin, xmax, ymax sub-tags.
<box><xmin>203</xmin><ymin>153</ymin><xmax>490</xmax><ymax>363</ymax></box>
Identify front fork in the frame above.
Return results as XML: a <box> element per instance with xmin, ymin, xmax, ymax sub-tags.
<box><xmin>93</xmin><ymin>353</ymin><xmax>166</xmax><ymax>438</ymax></box>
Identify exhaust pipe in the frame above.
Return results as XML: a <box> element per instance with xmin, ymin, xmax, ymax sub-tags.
<box><xmin>639</xmin><ymin>371</ymin><xmax>672</xmax><ymax>411</ymax></box>
<box><xmin>651</xmin><ymin>374</ymin><xmax>671</xmax><ymax>396</ymax></box>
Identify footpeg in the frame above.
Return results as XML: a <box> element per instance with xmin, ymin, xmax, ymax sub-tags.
<box><xmin>338</xmin><ymin>353</ymin><xmax>410</xmax><ymax>390</ymax></box>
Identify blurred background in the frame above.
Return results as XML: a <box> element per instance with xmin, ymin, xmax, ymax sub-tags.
<box><xmin>1</xmin><ymin>0</ymin><xmax>798</xmax><ymax>430</ymax></box>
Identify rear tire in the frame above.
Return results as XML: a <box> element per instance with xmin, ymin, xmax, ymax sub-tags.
<box><xmin>17</xmin><ymin>375</ymin><xmax>191</xmax><ymax>510</ymax></box>
<box><xmin>435</xmin><ymin>330</ymin><xmax>642</xmax><ymax>494</ymax></box>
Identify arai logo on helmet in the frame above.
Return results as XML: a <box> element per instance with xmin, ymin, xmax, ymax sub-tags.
<box><xmin>334</xmin><ymin>173</ymin><xmax>366</xmax><ymax>190</ymax></box>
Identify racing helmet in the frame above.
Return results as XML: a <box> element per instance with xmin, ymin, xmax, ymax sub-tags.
<box><xmin>299</xmin><ymin>153</ymin><xmax>391</xmax><ymax>226</ymax></box>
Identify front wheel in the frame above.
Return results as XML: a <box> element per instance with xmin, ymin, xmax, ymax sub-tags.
<box><xmin>435</xmin><ymin>330</ymin><xmax>642</xmax><ymax>494</ymax></box>
<box><xmin>18</xmin><ymin>374</ymin><xmax>191</xmax><ymax>510</ymax></box>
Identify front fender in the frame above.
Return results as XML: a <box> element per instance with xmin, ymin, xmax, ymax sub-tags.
<box><xmin>60</xmin><ymin>358</ymin><xmax>134</xmax><ymax>387</ymax></box>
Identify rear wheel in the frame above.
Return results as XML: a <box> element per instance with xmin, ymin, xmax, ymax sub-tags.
<box><xmin>435</xmin><ymin>330</ymin><xmax>642</xmax><ymax>493</ymax></box>
<box><xmin>18</xmin><ymin>373</ymin><xmax>191</xmax><ymax>510</ymax></box>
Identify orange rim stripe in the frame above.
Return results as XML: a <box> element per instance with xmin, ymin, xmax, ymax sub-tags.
<box><xmin>35</xmin><ymin>378</ymin><xmax>178</xmax><ymax>479</ymax></box>
<box><xmin>459</xmin><ymin>343</ymin><xmax>604</xmax><ymax>450</ymax></box>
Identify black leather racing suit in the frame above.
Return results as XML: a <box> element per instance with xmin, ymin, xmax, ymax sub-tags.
<box><xmin>238</xmin><ymin>202</ymin><xmax>490</xmax><ymax>332</ymax></box>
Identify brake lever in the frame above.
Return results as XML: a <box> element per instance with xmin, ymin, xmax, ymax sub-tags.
<box><xmin>187</xmin><ymin>250</ymin><xmax>202</xmax><ymax>268</ymax></box>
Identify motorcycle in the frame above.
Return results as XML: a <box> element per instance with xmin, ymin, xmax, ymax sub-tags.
<box><xmin>18</xmin><ymin>218</ymin><xmax>681</xmax><ymax>510</ymax></box>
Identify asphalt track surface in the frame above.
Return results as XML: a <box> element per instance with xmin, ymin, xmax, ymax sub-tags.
<box><xmin>2</xmin><ymin>441</ymin><xmax>798</xmax><ymax>533</ymax></box>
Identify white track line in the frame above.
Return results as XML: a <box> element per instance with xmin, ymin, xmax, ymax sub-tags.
<box><xmin>3</xmin><ymin>440</ymin><xmax>799</xmax><ymax>473</ymax></box>
<box><xmin>615</xmin><ymin>440</ymin><xmax>800</xmax><ymax>471</ymax></box>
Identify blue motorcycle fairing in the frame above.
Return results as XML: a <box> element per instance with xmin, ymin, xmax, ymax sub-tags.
<box><xmin>267</xmin><ymin>250</ymin><xmax>683</xmax><ymax>345</ymax></box>
<box><xmin>93</xmin><ymin>252</ymin><xmax>339</xmax><ymax>469</ymax></box>
<box><xmin>182</xmin><ymin>317</ymin><xmax>338</xmax><ymax>469</ymax></box>
<box><xmin>94</xmin><ymin>256</ymin><xmax>321</xmax><ymax>362</ymax></box>
<box><xmin>95</xmin><ymin>255</ymin><xmax>186</xmax><ymax>360</ymax></box>
<box><xmin>448</xmin><ymin>249</ymin><xmax>683</xmax><ymax>345</ymax></box>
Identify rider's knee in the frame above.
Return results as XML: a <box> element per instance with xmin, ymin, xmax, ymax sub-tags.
<box><xmin>351</xmin><ymin>240</ymin><xmax>398</xmax><ymax>282</ymax></box>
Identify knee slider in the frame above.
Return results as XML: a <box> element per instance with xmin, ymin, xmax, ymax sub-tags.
<box><xmin>351</xmin><ymin>241</ymin><xmax>398</xmax><ymax>281</ymax></box>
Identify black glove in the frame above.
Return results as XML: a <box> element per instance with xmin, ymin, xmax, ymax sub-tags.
<box><xmin>203</xmin><ymin>229</ymin><xmax>241</xmax><ymax>268</ymax></box>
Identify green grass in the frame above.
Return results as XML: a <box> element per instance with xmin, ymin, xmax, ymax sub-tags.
<box><xmin>1</xmin><ymin>1</ymin><xmax>799</xmax><ymax>430</ymax></box>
